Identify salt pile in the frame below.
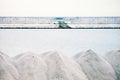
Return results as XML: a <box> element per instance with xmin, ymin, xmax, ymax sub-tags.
<box><xmin>41</xmin><ymin>51</ymin><xmax>88</xmax><ymax>80</ymax></box>
<box><xmin>0</xmin><ymin>51</ymin><xmax>19</xmax><ymax>80</ymax></box>
<box><xmin>0</xmin><ymin>50</ymin><xmax>119</xmax><ymax>80</ymax></box>
<box><xmin>14</xmin><ymin>52</ymin><xmax>47</xmax><ymax>80</ymax></box>
<box><xmin>105</xmin><ymin>50</ymin><xmax>120</xmax><ymax>80</ymax></box>
<box><xmin>74</xmin><ymin>50</ymin><xmax>117</xmax><ymax>80</ymax></box>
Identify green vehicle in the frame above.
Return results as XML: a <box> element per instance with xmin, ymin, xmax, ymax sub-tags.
<box><xmin>58</xmin><ymin>21</ymin><xmax>71</xmax><ymax>29</ymax></box>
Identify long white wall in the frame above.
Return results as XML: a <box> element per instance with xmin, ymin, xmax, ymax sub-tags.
<box><xmin>0</xmin><ymin>17</ymin><xmax>120</xmax><ymax>24</ymax></box>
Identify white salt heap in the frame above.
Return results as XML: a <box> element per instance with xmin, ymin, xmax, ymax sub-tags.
<box><xmin>41</xmin><ymin>50</ymin><xmax>88</xmax><ymax>80</ymax></box>
<box><xmin>105</xmin><ymin>50</ymin><xmax>120</xmax><ymax>80</ymax></box>
<box><xmin>0</xmin><ymin>50</ymin><xmax>119</xmax><ymax>80</ymax></box>
<box><xmin>14</xmin><ymin>52</ymin><xmax>47</xmax><ymax>80</ymax></box>
<box><xmin>0</xmin><ymin>51</ymin><xmax>19</xmax><ymax>80</ymax></box>
<box><xmin>74</xmin><ymin>50</ymin><xmax>117</xmax><ymax>80</ymax></box>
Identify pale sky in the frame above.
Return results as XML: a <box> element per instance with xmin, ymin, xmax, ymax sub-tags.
<box><xmin>0</xmin><ymin>29</ymin><xmax>120</xmax><ymax>57</ymax></box>
<box><xmin>0</xmin><ymin>0</ymin><xmax>120</xmax><ymax>16</ymax></box>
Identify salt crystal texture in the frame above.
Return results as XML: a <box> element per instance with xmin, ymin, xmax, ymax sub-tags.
<box><xmin>0</xmin><ymin>52</ymin><xmax>19</xmax><ymax>80</ymax></box>
<box><xmin>14</xmin><ymin>52</ymin><xmax>47</xmax><ymax>80</ymax></box>
<box><xmin>0</xmin><ymin>50</ymin><xmax>119</xmax><ymax>80</ymax></box>
<box><xmin>74</xmin><ymin>50</ymin><xmax>117</xmax><ymax>80</ymax></box>
<box><xmin>105</xmin><ymin>50</ymin><xmax>120</xmax><ymax>80</ymax></box>
<box><xmin>41</xmin><ymin>51</ymin><xmax>88</xmax><ymax>80</ymax></box>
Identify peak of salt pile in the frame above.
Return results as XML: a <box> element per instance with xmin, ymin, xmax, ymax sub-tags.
<box><xmin>41</xmin><ymin>50</ymin><xmax>88</xmax><ymax>80</ymax></box>
<box><xmin>74</xmin><ymin>50</ymin><xmax>117</xmax><ymax>80</ymax></box>
<box><xmin>14</xmin><ymin>52</ymin><xmax>47</xmax><ymax>80</ymax></box>
<box><xmin>0</xmin><ymin>51</ymin><xmax>19</xmax><ymax>80</ymax></box>
<box><xmin>105</xmin><ymin>49</ymin><xmax>120</xmax><ymax>80</ymax></box>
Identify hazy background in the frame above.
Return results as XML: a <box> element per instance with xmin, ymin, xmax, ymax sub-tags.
<box><xmin>0</xmin><ymin>0</ymin><xmax>120</xmax><ymax>56</ymax></box>
<box><xmin>0</xmin><ymin>29</ymin><xmax>120</xmax><ymax>57</ymax></box>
